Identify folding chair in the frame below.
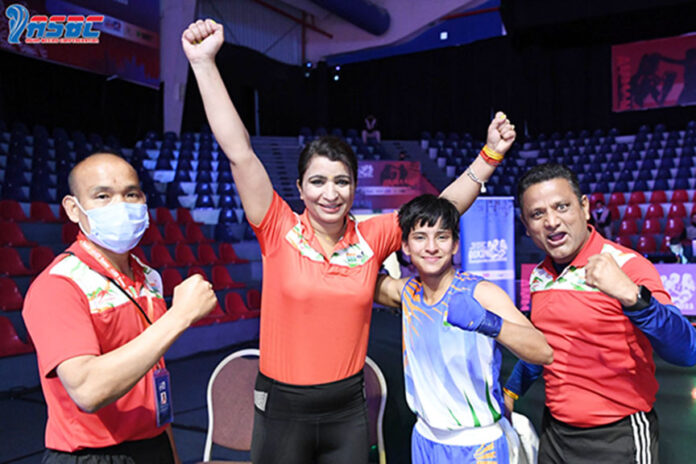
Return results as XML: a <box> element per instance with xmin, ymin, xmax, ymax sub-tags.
<box><xmin>199</xmin><ymin>348</ymin><xmax>259</xmax><ymax>463</ymax></box>
<box><xmin>364</xmin><ymin>356</ymin><xmax>388</xmax><ymax>464</ymax></box>
<box><xmin>199</xmin><ymin>351</ymin><xmax>387</xmax><ymax>464</ymax></box>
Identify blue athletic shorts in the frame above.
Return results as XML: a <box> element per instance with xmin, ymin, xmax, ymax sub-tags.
<box><xmin>411</xmin><ymin>425</ymin><xmax>510</xmax><ymax>464</ymax></box>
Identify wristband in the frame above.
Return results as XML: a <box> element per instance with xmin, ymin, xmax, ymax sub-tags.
<box><xmin>478</xmin><ymin>309</ymin><xmax>503</xmax><ymax>338</ymax></box>
<box><xmin>481</xmin><ymin>144</ymin><xmax>504</xmax><ymax>167</ymax></box>
<box><xmin>482</xmin><ymin>144</ymin><xmax>504</xmax><ymax>161</ymax></box>
<box><xmin>479</xmin><ymin>150</ymin><xmax>501</xmax><ymax>166</ymax></box>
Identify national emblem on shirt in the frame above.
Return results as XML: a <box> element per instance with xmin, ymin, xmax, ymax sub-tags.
<box><xmin>51</xmin><ymin>254</ymin><xmax>163</xmax><ymax>314</ymax></box>
<box><xmin>284</xmin><ymin>215</ymin><xmax>374</xmax><ymax>268</ymax></box>
<box><xmin>530</xmin><ymin>243</ymin><xmax>636</xmax><ymax>293</ymax></box>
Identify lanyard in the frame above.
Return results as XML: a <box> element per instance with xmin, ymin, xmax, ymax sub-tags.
<box><xmin>68</xmin><ymin>243</ymin><xmax>163</xmax><ymax>370</ymax></box>
<box><xmin>75</xmin><ymin>240</ymin><xmax>153</xmax><ymax>325</ymax></box>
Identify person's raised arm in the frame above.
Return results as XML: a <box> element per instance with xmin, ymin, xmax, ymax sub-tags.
<box><xmin>182</xmin><ymin>19</ymin><xmax>273</xmax><ymax>224</ymax></box>
<box><xmin>55</xmin><ymin>275</ymin><xmax>217</xmax><ymax>413</ymax></box>
<box><xmin>445</xmin><ymin>280</ymin><xmax>553</xmax><ymax>365</ymax></box>
<box><xmin>440</xmin><ymin>112</ymin><xmax>516</xmax><ymax>214</ymax></box>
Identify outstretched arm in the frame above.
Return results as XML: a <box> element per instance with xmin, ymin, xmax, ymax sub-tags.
<box><xmin>182</xmin><ymin>19</ymin><xmax>273</xmax><ymax>225</ymax></box>
<box><xmin>440</xmin><ymin>112</ymin><xmax>516</xmax><ymax>214</ymax></box>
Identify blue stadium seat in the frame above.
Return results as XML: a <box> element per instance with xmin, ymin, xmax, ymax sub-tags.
<box><xmin>177</xmin><ymin>159</ymin><xmax>192</xmax><ymax>171</ymax></box>
<box><xmin>2</xmin><ymin>182</ymin><xmax>29</xmax><ymax>201</ymax></box>
<box><xmin>678</xmin><ymin>157</ymin><xmax>694</xmax><ymax>169</ymax></box>
<box><xmin>155</xmin><ymin>157</ymin><xmax>173</xmax><ymax>170</ymax></box>
<box><xmin>675</xmin><ymin>167</ymin><xmax>691</xmax><ymax>179</ymax></box>
<box><xmin>196</xmin><ymin>171</ymin><xmax>213</xmax><ymax>183</ymax></box>
<box><xmin>219</xmin><ymin>208</ymin><xmax>238</xmax><ymax>223</ymax></box>
<box><xmin>219</xmin><ymin>183</ymin><xmax>235</xmax><ymax>195</ymax></box>
<box><xmin>658</xmin><ymin>158</ymin><xmax>675</xmax><ymax>170</ymax></box>
<box><xmin>613</xmin><ymin>181</ymin><xmax>629</xmax><ymax>193</ymax></box>
<box><xmin>653</xmin><ymin>178</ymin><xmax>669</xmax><ymax>191</ymax></box>
<box><xmin>673</xmin><ymin>178</ymin><xmax>690</xmax><ymax>190</ymax></box>
<box><xmin>219</xmin><ymin>195</ymin><xmax>236</xmax><ymax>208</ymax></box>
<box><xmin>198</xmin><ymin>160</ymin><xmax>213</xmax><ymax>172</ymax></box>
<box><xmin>194</xmin><ymin>182</ymin><xmax>211</xmax><ymax>195</ymax></box>
<box><xmin>218</xmin><ymin>170</ymin><xmax>233</xmax><ymax>183</ymax></box>
<box><xmin>174</xmin><ymin>170</ymin><xmax>191</xmax><ymax>182</ymax></box>
<box><xmin>633</xmin><ymin>180</ymin><xmax>649</xmax><ymax>191</ymax></box>
<box><xmin>195</xmin><ymin>194</ymin><xmax>215</xmax><ymax>208</ymax></box>
<box><xmin>594</xmin><ymin>183</ymin><xmax>610</xmax><ymax>193</ymax></box>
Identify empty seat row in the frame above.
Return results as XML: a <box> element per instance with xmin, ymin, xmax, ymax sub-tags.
<box><xmin>135</xmin><ymin>242</ymin><xmax>248</xmax><ymax>269</ymax></box>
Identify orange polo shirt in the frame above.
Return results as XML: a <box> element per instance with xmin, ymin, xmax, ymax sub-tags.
<box><xmin>250</xmin><ymin>192</ymin><xmax>401</xmax><ymax>385</ymax></box>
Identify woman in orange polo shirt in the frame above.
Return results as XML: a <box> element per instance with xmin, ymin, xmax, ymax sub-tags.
<box><xmin>183</xmin><ymin>19</ymin><xmax>516</xmax><ymax>464</ymax></box>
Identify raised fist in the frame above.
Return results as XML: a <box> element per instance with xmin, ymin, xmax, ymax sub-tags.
<box><xmin>182</xmin><ymin>19</ymin><xmax>224</xmax><ymax>65</ymax></box>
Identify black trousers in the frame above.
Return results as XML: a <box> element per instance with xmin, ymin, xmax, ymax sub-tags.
<box><xmin>539</xmin><ymin>407</ymin><xmax>659</xmax><ymax>464</ymax></box>
<box><xmin>42</xmin><ymin>432</ymin><xmax>174</xmax><ymax>464</ymax></box>
<box><xmin>251</xmin><ymin>370</ymin><xmax>369</xmax><ymax>464</ymax></box>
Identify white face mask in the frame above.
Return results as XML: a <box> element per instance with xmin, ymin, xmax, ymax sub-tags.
<box><xmin>73</xmin><ymin>198</ymin><xmax>149</xmax><ymax>254</ymax></box>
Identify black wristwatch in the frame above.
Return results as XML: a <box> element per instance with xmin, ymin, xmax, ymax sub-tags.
<box><xmin>622</xmin><ymin>285</ymin><xmax>652</xmax><ymax>312</ymax></box>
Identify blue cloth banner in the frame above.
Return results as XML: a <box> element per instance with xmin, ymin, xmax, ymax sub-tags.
<box><xmin>459</xmin><ymin>197</ymin><xmax>515</xmax><ymax>302</ymax></box>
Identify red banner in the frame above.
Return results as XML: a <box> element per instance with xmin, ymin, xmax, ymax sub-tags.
<box><xmin>612</xmin><ymin>33</ymin><xmax>696</xmax><ymax>112</ymax></box>
<box><xmin>354</xmin><ymin>161</ymin><xmax>437</xmax><ymax>210</ymax></box>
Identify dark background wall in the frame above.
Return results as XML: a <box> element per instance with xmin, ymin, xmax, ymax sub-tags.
<box><xmin>0</xmin><ymin>50</ymin><xmax>162</xmax><ymax>146</ymax></box>
<box><xmin>183</xmin><ymin>0</ymin><xmax>696</xmax><ymax>139</ymax></box>
<box><xmin>1</xmin><ymin>0</ymin><xmax>695</xmax><ymax>143</ymax></box>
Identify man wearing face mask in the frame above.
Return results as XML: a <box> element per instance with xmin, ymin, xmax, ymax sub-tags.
<box><xmin>23</xmin><ymin>153</ymin><xmax>218</xmax><ymax>463</ymax></box>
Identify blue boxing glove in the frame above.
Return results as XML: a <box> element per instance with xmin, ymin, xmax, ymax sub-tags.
<box><xmin>445</xmin><ymin>291</ymin><xmax>503</xmax><ymax>338</ymax></box>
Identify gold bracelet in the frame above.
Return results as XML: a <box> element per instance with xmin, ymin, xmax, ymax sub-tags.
<box><xmin>465</xmin><ymin>167</ymin><xmax>487</xmax><ymax>193</ymax></box>
<box><xmin>503</xmin><ymin>387</ymin><xmax>519</xmax><ymax>400</ymax></box>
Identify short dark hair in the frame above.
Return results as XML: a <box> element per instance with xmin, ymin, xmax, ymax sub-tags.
<box><xmin>517</xmin><ymin>162</ymin><xmax>583</xmax><ymax>206</ymax></box>
<box><xmin>398</xmin><ymin>194</ymin><xmax>460</xmax><ymax>242</ymax></box>
<box><xmin>298</xmin><ymin>136</ymin><xmax>358</xmax><ymax>184</ymax></box>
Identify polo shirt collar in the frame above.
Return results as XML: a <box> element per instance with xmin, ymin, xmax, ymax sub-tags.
<box><xmin>540</xmin><ymin>225</ymin><xmax>600</xmax><ymax>277</ymax></box>
<box><xmin>298</xmin><ymin>209</ymin><xmax>358</xmax><ymax>248</ymax></box>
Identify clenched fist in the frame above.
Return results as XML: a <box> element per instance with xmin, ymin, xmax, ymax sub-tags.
<box><xmin>171</xmin><ymin>274</ymin><xmax>218</xmax><ymax>326</ymax></box>
<box><xmin>182</xmin><ymin>19</ymin><xmax>224</xmax><ymax>65</ymax></box>
<box><xmin>584</xmin><ymin>253</ymin><xmax>640</xmax><ymax>307</ymax></box>
<box><xmin>486</xmin><ymin>111</ymin><xmax>516</xmax><ymax>156</ymax></box>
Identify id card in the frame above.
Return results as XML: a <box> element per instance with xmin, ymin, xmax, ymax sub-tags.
<box><xmin>153</xmin><ymin>368</ymin><xmax>173</xmax><ymax>427</ymax></box>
